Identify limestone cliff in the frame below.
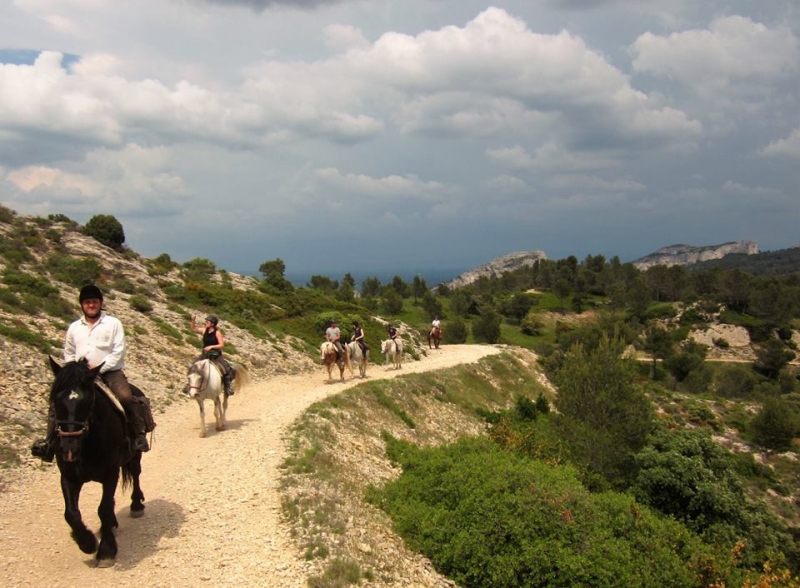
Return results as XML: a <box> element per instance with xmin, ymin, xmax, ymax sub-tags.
<box><xmin>445</xmin><ymin>250</ymin><xmax>547</xmax><ymax>289</ymax></box>
<box><xmin>632</xmin><ymin>241</ymin><xmax>758</xmax><ymax>270</ymax></box>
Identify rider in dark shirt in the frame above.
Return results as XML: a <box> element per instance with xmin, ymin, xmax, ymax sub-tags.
<box><xmin>191</xmin><ymin>314</ymin><xmax>236</xmax><ymax>395</ymax></box>
<box><xmin>352</xmin><ymin>321</ymin><xmax>369</xmax><ymax>356</ymax></box>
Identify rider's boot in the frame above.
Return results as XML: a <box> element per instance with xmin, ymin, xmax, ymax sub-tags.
<box><xmin>223</xmin><ymin>372</ymin><xmax>233</xmax><ymax>396</ymax></box>
<box><xmin>127</xmin><ymin>404</ymin><xmax>150</xmax><ymax>452</ymax></box>
<box><xmin>31</xmin><ymin>404</ymin><xmax>56</xmax><ymax>462</ymax></box>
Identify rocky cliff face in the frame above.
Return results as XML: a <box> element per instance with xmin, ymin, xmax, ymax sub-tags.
<box><xmin>632</xmin><ymin>241</ymin><xmax>758</xmax><ymax>270</ymax></box>
<box><xmin>444</xmin><ymin>250</ymin><xmax>547</xmax><ymax>289</ymax></box>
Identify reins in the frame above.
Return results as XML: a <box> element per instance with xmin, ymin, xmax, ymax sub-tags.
<box><xmin>188</xmin><ymin>360</ymin><xmax>211</xmax><ymax>392</ymax></box>
<box><xmin>56</xmin><ymin>385</ymin><xmax>97</xmax><ymax>439</ymax></box>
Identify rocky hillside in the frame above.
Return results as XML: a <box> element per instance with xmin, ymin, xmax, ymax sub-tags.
<box><xmin>0</xmin><ymin>217</ymin><xmax>323</xmax><ymax>468</ymax></box>
<box><xmin>632</xmin><ymin>241</ymin><xmax>758</xmax><ymax>270</ymax></box>
<box><xmin>444</xmin><ymin>250</ymin><xmax>547</xmax><ymax>289</ymax></box>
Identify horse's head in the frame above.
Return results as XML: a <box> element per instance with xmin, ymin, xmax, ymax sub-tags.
<box><xmin>48</xmin><ymin>357</ymin><xmax>103</xmax><ymax>462</ymax></box>
<box><xmin>186</xmin><ymin>359</ymin><xmax>208</xmax><ymax>398</ymax></box>
<box><xmin>320</xmin><ymin>342</ymin><xmax>335</xmax><ymax>360</ymax></box>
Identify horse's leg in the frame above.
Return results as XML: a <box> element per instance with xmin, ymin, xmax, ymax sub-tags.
<box><xmin>61</xmin><ymin>477</ymin><xmax>98</xmax><ymax>554</ymax></box>
<box><xmin>221</xmin><ymin>393</ymin><xmax>228</xmax><ymax>430</ymax></box>
<box><xmin>128</xmin><ymin>452</ymin><xmax>146</xmax><ymax>518</ymax></box>
<box><xmin>214</xmin><ymin>395</ymin><xmax>225</xmax><ymax>431</ymax></box>
<box><xmin>95</xmin><ymin>473</ymin><xmax>120</xmax><ymax>565</ymax></box>
<box><xmin>196</xmin><ymin>397</ymin><xmax>207</xmax><ymax>438</ymax></box>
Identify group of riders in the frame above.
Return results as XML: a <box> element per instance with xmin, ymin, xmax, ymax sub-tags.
<box><xmin>325</xmin><ymin>316</ymin><xmax>442</xmax><ymax>363</ymax></box>
<box><xmin>31</xmin><ymin>284</ymin><xmax>237</xmax><ymax>463</ymax></box>
<box><xmin>31</xmin><ymin>283</ymin><xmax>441</xmax><ymax>462</ymax></box>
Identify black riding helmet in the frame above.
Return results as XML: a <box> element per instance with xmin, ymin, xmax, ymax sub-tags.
<box><xmin>205</xmin><ymin>315</ymin><xmax>219</xmax><ymax>326</ymax></box>
<box><xmin>79</xmin><ymin>284</ymin><xmax>104</xmax><ymax>303</ymax></box>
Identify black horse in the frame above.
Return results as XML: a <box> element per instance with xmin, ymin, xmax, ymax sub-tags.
<box><xmin>48</xmin><ymin>357</ymin><xmax>145</xmax><ymax>566</ymax></box>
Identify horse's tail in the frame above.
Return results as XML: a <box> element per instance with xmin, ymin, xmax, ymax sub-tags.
<box><xmin>121</xmin><ymin>464</ymin><xmax>134</xmax><ymax>491</ymax></box>
<box><xmin>343</xmin><ymin>344</ymin><xmax>351</xmax><ymax>371</ymax></box>
<box><xmin>232</xmin><ymin>362</ymin><xmax>251</xmax><ymax>393</ymax></box>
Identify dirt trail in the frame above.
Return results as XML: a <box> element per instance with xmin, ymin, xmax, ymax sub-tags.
<box><xmin>0</xmin><ymin>344</ymin><xmax>500</xmax><ymax>588</ymax></box>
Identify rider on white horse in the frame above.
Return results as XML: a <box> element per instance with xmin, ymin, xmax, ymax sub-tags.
<box><xmin>351</xmin><ymin>321</ymin><xmax>369</xmax><ymax>356</ymax></box>
<box><xmin>326</xmin><ymin>319</ymin><xmax>344</xmax><ymax>362</ymax></box>
<box><xmin>388</xmin><ymin>323</ymin><xmax>399</xmax><ymax>353</ymax></box>
<box><xmin>190</xmin><ymin>314</ymin><xmax>236</xmax><ymax>396</ymax></box>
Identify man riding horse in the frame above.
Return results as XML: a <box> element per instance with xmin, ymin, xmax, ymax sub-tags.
<box><xmin>326</xmin><ymin>319</ymin><xmax>344</xmax><ymax>363</ymax></box>
<box><xmin>32</xmin><ymin>285</ymin><xmax>153</xmax><ymax>461</ymax></box>
<box><xmin>429</xmin><ymin>316</ymin><xmax>442</xmax><ymax>339</ymax></box>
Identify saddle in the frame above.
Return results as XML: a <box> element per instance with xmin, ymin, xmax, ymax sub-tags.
<box><xmin>95</xmin><ymin>378</ymin><xmax>156</xmax><ymax>433</ymax></box>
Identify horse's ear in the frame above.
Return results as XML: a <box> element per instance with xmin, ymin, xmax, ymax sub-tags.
<box><xmin>48</xmin><ymin>356</ymin><xmax>62</xmax><ymax>375</ymax></box>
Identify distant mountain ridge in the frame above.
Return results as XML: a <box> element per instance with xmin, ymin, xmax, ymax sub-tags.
<box><xmin>445</xmin><ymin>250</ymin><xmax>547</xmax><ymax>289</ymax></box>
<box><xmin>632</xmin><ymin>241</ymin><xmax>758</xmax><ymax>270</ymax></box>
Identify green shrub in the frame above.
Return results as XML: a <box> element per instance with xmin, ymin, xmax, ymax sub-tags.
<box><xmin>372</xmin><ymin>436</ymin><xmax>721</xmax><ymax>588</ymax></box>
<box><xmin>44</xmin><ymin>253</ymin><xmax>102</xmax><ymax>287</ymax></box>
<box><xmin>83</xmin><ymin>214</ymin><xmax>125</xmax><ymax>249</ymax></box>
<box><xmin>129</xmin><ymin>295</ymin><xmax>153</xmax><ymax>313</ymax></box>
<box><xmin>714</xmin><ymin>364</ymin><xmax>759</xmax><ymax>399</ymax></box>
<box><xmin>472</xmin><ymin>306</ymin><xmax>501</xmax><ymax>343</ymax></box>
<box><xmin>444</xmin><ymin>317</ymin><xmax>468</xmax><ymax>343</ymax></box>
<box><xmin>751</xmin><ymin>397</ymin><xmax>800</xmax><ymax>452</ymax></box>
<box><xmin>0</xmin><ymin>204</ymin><xmax>15</xmax><ymax>223</ymax></box>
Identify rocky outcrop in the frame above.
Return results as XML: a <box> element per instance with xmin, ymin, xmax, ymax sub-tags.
<box><xmin>632</xmin><ymin>241</ymin><xmax>758</xmax><ymax>270</ymax></box>
<box><xmin>444</xmin><ymin>250</ymin><xmax>547</xmax><ymax>289</ymax></box>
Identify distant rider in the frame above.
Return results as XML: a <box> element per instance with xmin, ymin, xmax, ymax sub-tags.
<box><xmin>388</xmin><ymin>323</ymin><xmax>399</xmax><ymax>353</ymax></box>
<box><xmin>351</xmin><ymin>321</ymin><xmax>369</xmax><ymax>356</ymax></box>
<box><xmin>430</xmin><ymin>316</ymin><xmax>441</xmax><ymax>339</ymax></box>
<box><xmin>326</xmin><ymin>319</ymin><xmax>344</xmax><ymax>362</ymax></box>
<box><xmin>191</xmin><ymin>314</ymin><xmax>236</xmax><ymax>396</ymax></box>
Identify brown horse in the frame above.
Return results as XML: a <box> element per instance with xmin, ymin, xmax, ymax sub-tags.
<box><xmin>320</xmin><ymin>341</ymin><xmax>349</xmax><ymax>382</ymax></box>
<box><xmin>427</xmin><ymin>326</ymin><xmax>442</xmax><ymax>349</ymax></box>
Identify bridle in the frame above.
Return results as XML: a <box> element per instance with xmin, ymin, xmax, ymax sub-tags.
<box><xmin>55</xmin><ymin>387</ymin><xmax>96</xmax><ymax>441</ymax></box>
<box><xmin>187</xmin><ymin>360</ymin><xmax>211</xmax><ymax>393</ymax></box>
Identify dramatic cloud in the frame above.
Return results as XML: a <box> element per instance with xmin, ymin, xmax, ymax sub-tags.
<box><xmin>0</xmin><ymin>1</ymin><xmax>797</xmax><ymax>275</ymax></box>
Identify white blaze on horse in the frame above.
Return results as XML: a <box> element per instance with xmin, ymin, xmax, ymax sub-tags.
<box><xmin>186</xmin><ymin>359</ymin><xmax>249</xmax><ymax>437</ymax></box>
<box><xmin>381</xmin><ymin>338</ymin><xmax>404</xmax><ymax>370</ymax></box>
<box><xmin>345</xmin><ymin>341</ymin><xmax>368</xmax><ymax>378</ymax></box>
<box><xmin>320</xmin><ymin>341</ymin><xmax>349</xmax><ymax>382</ymax></box>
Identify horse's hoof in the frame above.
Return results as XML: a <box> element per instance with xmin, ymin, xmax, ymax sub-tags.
<box><xmin>130</xmin><ymin>507</ymin><xmax>145</xmax><ymax>519</ymax></box>
<box><xmin>199</xmin><ymin>431</ymin><xmax>206</xmax><ymax>438</ymax></box>
<box><xmin>96</xmin><ymin>558</ymin><xmax>116</xmax><ymax>568</ymax></box>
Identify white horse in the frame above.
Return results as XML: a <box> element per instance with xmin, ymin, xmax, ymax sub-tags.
<box><xmin>345</xmin><ymin>341</ymin><xmax>368</xmax><ymax>378</ymax></box>
<box><xmin>186</xmin><ymin>359</ymin><xmax>249</xmax><ymax>438</ymax></box>
<box><xmin>381</xmin><ymin>338</ymin><xmax>404</xmax><ymax>370</ymax></box>
<box><xmin>320</xmin><ymin>341</ymin><xmax>349</xmax><ymax>382</ymax></box>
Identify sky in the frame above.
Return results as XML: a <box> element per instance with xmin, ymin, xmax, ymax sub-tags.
<box><xmin>1</xmin><ymin>0</ymin><xmax>798</xmax><ymax>279</ymax></box>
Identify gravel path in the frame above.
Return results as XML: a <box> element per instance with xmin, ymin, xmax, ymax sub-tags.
<box><xmin>0</xmin><ymin>344</ymin><xmax>500</xmax><ymax>587</ymax></box>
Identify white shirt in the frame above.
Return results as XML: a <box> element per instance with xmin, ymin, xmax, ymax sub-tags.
<box><xmin>64</xmin><ymin>311</ymin><xmax>126</xmax><ymax>373</ymax></box>
<box><xmin>432</xmin><ymin>319</ymin><xmax>441</xmax><ymax>328</ymax></box>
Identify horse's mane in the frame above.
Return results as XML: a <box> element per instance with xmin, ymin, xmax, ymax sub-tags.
<box><xmin>50</xmin><ymin>359</ymin><xmax>97</xmax><ymax>400</ymax></box>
